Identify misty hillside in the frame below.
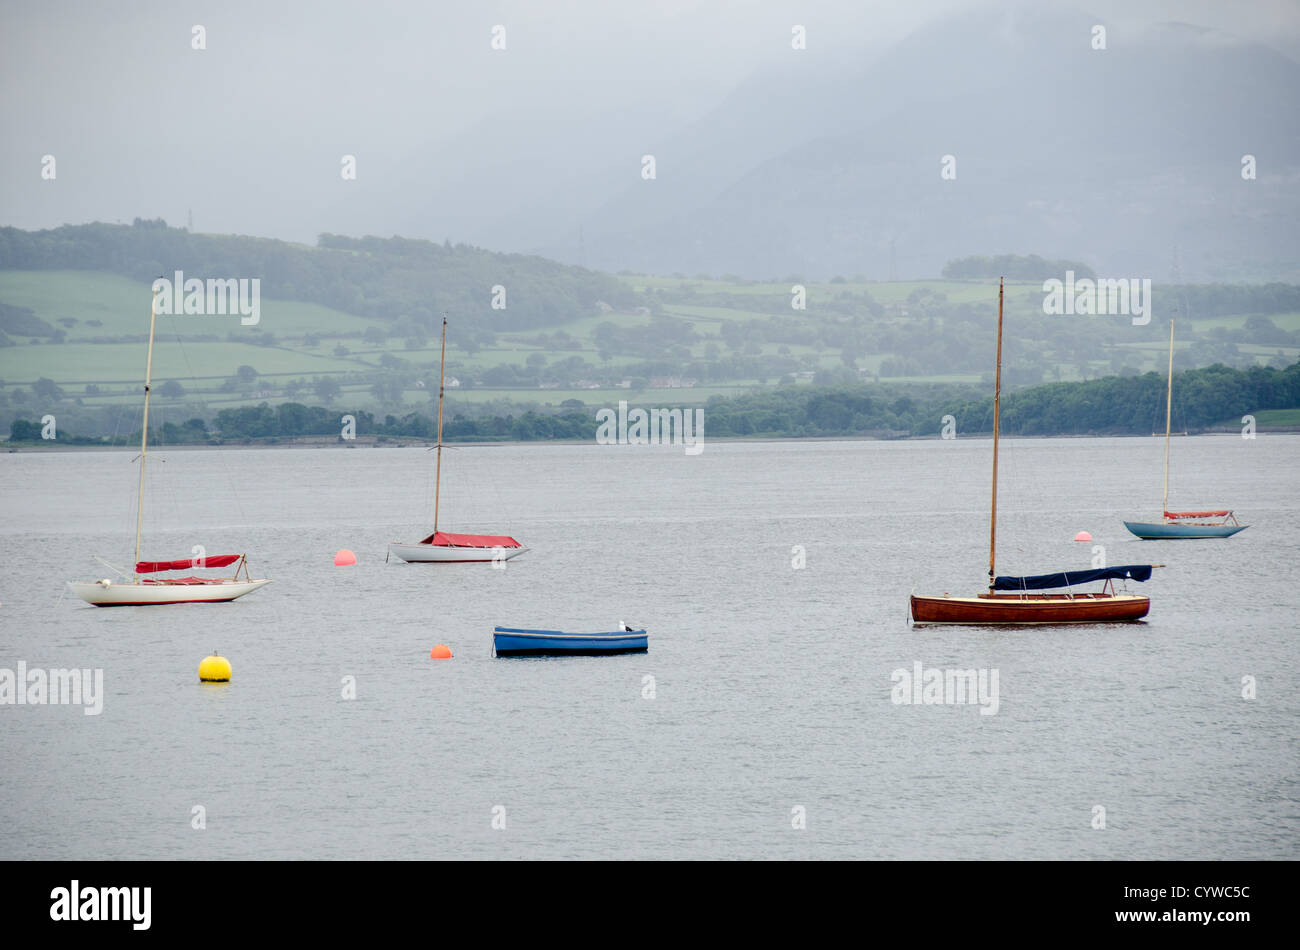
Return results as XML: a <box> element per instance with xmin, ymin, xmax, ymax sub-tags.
<box><xmin>545</xmin><ymin>6</ymin><xmax>1300</xmax><ymax>282</ymax></box>
<box><xmin>4</xmin><ymin>216</ymin><xmax>1300</xmax><ymax>444</ymax></box>
<box><xmin>0</xmin><ymin>221</ymin><xmax>638</xmax><ymax>337</ymax></box>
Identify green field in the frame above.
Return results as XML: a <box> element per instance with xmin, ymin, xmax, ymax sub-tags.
<box><xmin>1231</xmin><ymin>408</ymin><xmax>1300</xmax><ymax>426</ymax></box>
<box><xmin>617</xmin><ymin>274</ymin><xmax>1013</xmax><ymax>304</ymax></box>
<box><xmin>4</xmin><ymin>268</ymin><xmax>1298</xmax><ymax>420</ymax></box>
<box><xmin>0</xmin><ymin>340</ymin><xmax>362</xmax><ymax>383</ymax></box>
<box><xmin>1192</xmin><ymin>312</ymin><xmax>1300</xmax><ymax>332</ymax></box>
<box><xmin>0</xmin><ymin>270</ymin><xmax>378</xmax><ymax>340</ymax></box>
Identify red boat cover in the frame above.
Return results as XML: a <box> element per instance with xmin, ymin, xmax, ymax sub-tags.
<box><xmin>1164</xmin><ymin>510</ymin><xmax>1231</xmax><ymax>520</ymax></box>
<box><xmin>136</xmin><ymin>554</ymin><xmax>241</xmax><ymax>573</ymax></box>
<box><xmin>141</xmin><ymin>576</ymin><xmax>223</xmax><ymax>585</ymax></box>
<box><xmin>417</xmin><ymin>531</ymin><xmax>521</xmax><ymax>548</ymax></box>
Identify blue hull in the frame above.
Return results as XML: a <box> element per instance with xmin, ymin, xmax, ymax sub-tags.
<box><xmin>1123</xmin><ymin>521</ymin><xmax>1248</xmax><ymax>540</ymax></box>
<box><xmin>493</xmin><ymin>627</ymin><xmax>648</xmax><ymax>657</ymax></box>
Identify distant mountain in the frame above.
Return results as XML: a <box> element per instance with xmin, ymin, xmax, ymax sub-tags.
<box><xmin>539</xmin><ymin>5</ymin><xmax>1300</xmax><ymax>282</ymax></box>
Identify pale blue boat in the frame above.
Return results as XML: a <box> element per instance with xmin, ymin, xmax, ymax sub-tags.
<box><xmin>493</xmin><ymin>626</ymin><xmax>648</xmax><ymax>657</ymax></box>
<box><xmin>1123</xmin><ymin>316</ymin><xmax>1249</xmax><ymax>541</ymax></box>
<box><xmin>1123</xmin><ymin>518</ymin><xmax>1248</xmax><ymax>540</ymax></box>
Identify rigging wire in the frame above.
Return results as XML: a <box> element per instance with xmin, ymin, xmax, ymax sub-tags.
<box><xmin>163</xmin><ymin>311</ymin><xmax>252</xmax><ymax>530</ymax></box>
<box><xmin>107</xmin><ymin>384</ymin><xmax>139</xmax><ymax>555</ymax></box>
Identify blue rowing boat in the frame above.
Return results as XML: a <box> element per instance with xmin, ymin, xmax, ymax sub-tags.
<box><xmin>493</xmin><ymin>626</ymin><xmax>648</xmax><ymax>657</ymax></box>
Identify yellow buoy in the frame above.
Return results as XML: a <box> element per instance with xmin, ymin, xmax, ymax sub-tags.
<box><xmin>199</xmin><ymin>653</ymin><xmax>232</xmax><ymax>682</ymax></box>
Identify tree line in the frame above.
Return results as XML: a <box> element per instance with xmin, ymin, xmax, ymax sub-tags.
<box><xmin>11</xmin><ymin>360</ymin><xmax>1299</xmax><ymax>444</ymax></box>
<box><xmin>941</xmin><ymin>255</ymin><xmax>1097</xmax><ymax>280</ymax></box>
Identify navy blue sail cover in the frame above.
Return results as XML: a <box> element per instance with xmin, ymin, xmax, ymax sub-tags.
<box><xmin>993</xmin><ymin>565</ymin><xmax>1154</xmax><ymax>591</ymax></box>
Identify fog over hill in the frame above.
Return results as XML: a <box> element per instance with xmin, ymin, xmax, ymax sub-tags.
<box><xmin>2</xmin><ymin>0</ymin><xmax>1297</xmax><ymax>281</ymax></box>
<box><xmin>548</xmin><ymin>7</ymin><xmax>1300</xmax><ymax>281</ymax></box>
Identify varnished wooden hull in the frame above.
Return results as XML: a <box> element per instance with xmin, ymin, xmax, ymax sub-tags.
<box><xmin>910</xmin><ymin>592</ymin><xmax>1149</xmax><ymax>625</ymax></box>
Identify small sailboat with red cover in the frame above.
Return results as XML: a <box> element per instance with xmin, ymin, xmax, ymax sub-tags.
<box><xmin>389</xmin><ymin>316</ymin><xmax>527</xmax><ymax>564</ymax></box>
<box><xmin>69</xmin><ymin>555</ymin><xmax>270</xmax><ymax>606</ymax></box>
<box><xmin>909</xmin><ymin>279</ymin><xmax>1156</xmax><ymax>626</ymax></box>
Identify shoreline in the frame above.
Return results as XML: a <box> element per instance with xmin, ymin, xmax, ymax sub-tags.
<box><xmin>6</xmin><ymin>427</ymin><xmax>1298</xmax><ymax>452</ymax></box>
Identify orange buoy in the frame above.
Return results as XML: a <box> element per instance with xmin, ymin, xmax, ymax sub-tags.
<box><xmin>334</xmin><ymin>549</ymin><xmax>357</xmax><ymax>566</ymax></box>
<box><xmin>1074</xmin><ymin>531</ymin><xmax>1092</xmax><ymax>542</ymax></box>
<box><xmin>430</xmin><ymin>644</ymin><xmax>452</xmax><ymax>659</ymax></box>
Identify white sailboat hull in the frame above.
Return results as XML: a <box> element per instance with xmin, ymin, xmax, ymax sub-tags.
<box><xmin>67</xmin><ymin>578</ymin><xmax>271</xmax><ymax>606</ymax></box>
<box><xmin>388</xmin><ymin>542</ymin><xmax>528</xmax><ymax>564</ymax></box>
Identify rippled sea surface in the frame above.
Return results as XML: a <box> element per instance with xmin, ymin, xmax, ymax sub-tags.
<box><xmin>1</xmin><ymin>435</ymin><xmax>1297</xmax><ymax>859</ymax></box>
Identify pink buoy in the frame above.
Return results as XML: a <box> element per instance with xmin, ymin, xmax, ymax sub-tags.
<box><xmin>1073</xmin><ymin>531</ymin><xmax>1092</xmax><ymax>542</ymax></box>
<box><xmin>334</xmin><ymin>549</ymin><xmax>357</xmax><ymax>566</ymax></box>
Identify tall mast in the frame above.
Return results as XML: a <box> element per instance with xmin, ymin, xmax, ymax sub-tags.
<box><xmin>134</xmin><ymin>286</ymin><xmax>160</xmax><ymax>577</ymax></box>
<box><xmin>1162</xmin><ymin>314</ymin><xmax>1175</xmax><ymax>518</ymax></box>
<box><xmin>432</xmin><ymin>315</ymin><xmax>447</xmax><ymax>535</ymax></box>
<box><xmin>988</xmin><ymin>278</ymin><xmax>1004</xmax><ymax>593</ymax></box>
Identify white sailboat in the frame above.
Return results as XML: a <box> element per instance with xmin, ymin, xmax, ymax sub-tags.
<box><xmin>67</xmin><ymin>288</ymin><xmax>271</xmax><ymax>606</ymax></box>
<box><xmin>388</xmin><ymin>316</ymin><xmax>527</xmax><ymax>564</ymax></box>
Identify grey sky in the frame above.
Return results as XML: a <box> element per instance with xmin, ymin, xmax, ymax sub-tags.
<box><xmin>3</xmin><ymin>0</ymin><xmax>1297</xmax><ymax>252</ymax></box>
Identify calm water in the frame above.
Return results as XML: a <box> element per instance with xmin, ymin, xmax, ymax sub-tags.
<box><xmin>1</xmin><ymin>436</ymin><xmax>1297</xmax><ymax>859</ymax></box>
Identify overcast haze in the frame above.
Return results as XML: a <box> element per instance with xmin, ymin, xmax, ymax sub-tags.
<box><xmin>3</xmin><ymin>0</ymin><xmax>1299</xmax><ymax>278</ymax></box>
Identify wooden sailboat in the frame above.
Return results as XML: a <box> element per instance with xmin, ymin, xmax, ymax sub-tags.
<box><xmin>68</xmin><ymin>288</ymin><xmax>271</xmax><ymax>606</ymax></box>
<box><xmin>1123</xmin><ymin>315</ymin><xmax>1248</xmax><ymax>539</ymax></box>
<box><xmin>388</xmin><ymin>316</ymin><xmax>527</xmax><ymax>564</ymax></box>
<box><xmin>909</xmin><ymin>279</ymin><xmax>1155</xmax><ymax>625</ymax></box>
